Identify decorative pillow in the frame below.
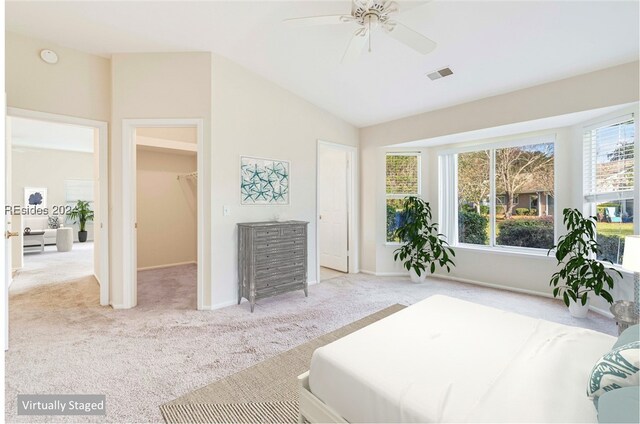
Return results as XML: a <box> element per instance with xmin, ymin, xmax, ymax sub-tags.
<box><xmin>587</xmin><ymin>341</ymin><xmax>639</xmax><ymax>398</ymax></box>
<box><xmin>48</xmin><ymin>215</ymin><xmax>60</xmax><ymax>229</ymax></box>
<box><xmin>613</xmin><ymin>324</ymin><xmax>639</xmax><ymax>349</ymax></box>
<box><xmin>596</xmin><ymin>386</ymin><xmax>640</xmax><ymax>423</ymax></box>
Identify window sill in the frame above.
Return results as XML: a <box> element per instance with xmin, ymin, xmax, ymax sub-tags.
<box><xmin>384</xmin><ymin>242</ymin><xmax>403</xmax><ymax>247</ymax></box>
<box><xmin>453</xmin><ymin>243</ymin><xmax>555</xmax><ymax>260</ymax></box>
<box><xmin>600</xmin><ymin>261</ymin><xmax>634</xmax><ymax>276</ymax></box>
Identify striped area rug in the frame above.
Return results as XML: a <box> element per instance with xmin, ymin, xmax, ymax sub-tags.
<box><xmin>160</xmin><ymin>304</ymin><xmax>405</xmax><ymax>424</ymax></box>
<box><xmin>161</xmin><ymin>401</ymin><xmax>298</xmax><ymax>424</ymax></box>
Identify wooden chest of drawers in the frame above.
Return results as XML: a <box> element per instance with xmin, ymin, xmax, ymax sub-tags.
<box><xmin>237</xmin><ymin>221</ymin><xmax>309</xmax><ymax>312</ymax></box>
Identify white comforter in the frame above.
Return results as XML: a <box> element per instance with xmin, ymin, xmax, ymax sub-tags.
<box><xmin>309</xmin><ymin>295</ymin><xmax>615</xmax><ymax>423</ymax></box>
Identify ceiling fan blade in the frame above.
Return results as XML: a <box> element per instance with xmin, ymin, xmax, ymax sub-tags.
<box><xmin>384</xmin><ymin>21</ymin><xmax>436</xmax><ymax>55</ymax></box>
<box><xmin>341</xmin><ymin>30</ymin><xmax>369</xmax><ymax>64</ymax></box>
<box><xmin>283</xmin><ymin>15</ymin><xmax>354</xmax><ymax>27</ymax></box>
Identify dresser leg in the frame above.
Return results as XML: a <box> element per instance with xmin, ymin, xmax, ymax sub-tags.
<box><xmin>304</xmin><ymin>287</ymin><xmax>308</xmax><ymax>297</ymax></box>
<box><xmin>250</xmin><ymin>301</ymin><xmax>255</xmax><ymax>313</ymax></box>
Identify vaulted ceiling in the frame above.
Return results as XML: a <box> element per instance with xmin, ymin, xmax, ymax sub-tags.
<box><xmin>6</xmin><ymin>1</ymin><xmax>639</xmax><ymax>127</ymax></box>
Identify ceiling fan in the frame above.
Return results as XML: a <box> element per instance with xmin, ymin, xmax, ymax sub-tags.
<box><xmin>284</xmin><ymin>0</ymin><xmax>436</xmax><ymax>63</ymax></box>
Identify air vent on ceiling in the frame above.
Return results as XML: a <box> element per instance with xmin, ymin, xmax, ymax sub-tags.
<box><xmin>427</xmin><ymin>67</ymin><xmax>453</xmax><ymax>81</ymax></box>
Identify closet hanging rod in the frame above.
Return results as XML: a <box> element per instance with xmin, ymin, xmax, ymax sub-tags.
<box><xmin>177</xmin><ymin>171</ymin><xmax>198</xmax><ymax>180</ymax></box>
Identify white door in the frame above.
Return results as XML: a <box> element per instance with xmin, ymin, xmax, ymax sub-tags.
<box><xmin>318</xmin><ymin>146</ymin><xmax>349</xmax><ymax>272</ymax></box>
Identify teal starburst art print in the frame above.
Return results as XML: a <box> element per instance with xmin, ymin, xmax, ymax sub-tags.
<box><xmin>240</xmin><ymin>156</ymin><xmax>290</xmax><ymax>205</ymax></box>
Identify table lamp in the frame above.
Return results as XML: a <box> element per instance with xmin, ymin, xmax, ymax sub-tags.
<box><xmin>622</xmin><ymin>235</ymin><xmax>640</xmax><ymax>316</ymax></box>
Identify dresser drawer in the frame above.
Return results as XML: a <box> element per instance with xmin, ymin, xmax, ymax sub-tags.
<box><xmin>255</xmin><ymin>259</ymin><xmax>306</xmax><ymax>279</ymax></box>
<box><xmin>281</xmin><ymin>225</ymin><xmax>306</xmax><ymax>238</ymax></box>
<box><xmin>254</xmin><ymin>237</ymin><xmax>305</xmax><ymax>252</ymax></box>
<box><xmin>255</xmin><ymin>274</ymin><xmax>306</xmax><ymax>292</ymax></box>
<box><xmin>255</xmin><ymin>248</ymin><xmax>305</xmax><ymax>266</ymax></box>
<box><xmin>254</xmin><ymin>228</ymin><xmax>282</xmax><ymax>241</ymax></box>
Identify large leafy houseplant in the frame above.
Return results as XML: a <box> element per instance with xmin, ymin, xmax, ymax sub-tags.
<box><xmin>67</xmin><ymin>200</ymin><xmax>94</xmax><ymax>243</ymax></box>
<box><xmin>548</xmin><ymin>208</ymin><xmax>621</xmax><ymax>315</ymax></box>
<box><xmin>393</xmin><ymin>196</ymin><xmax>455</xmax><ymax>282</ymax></box>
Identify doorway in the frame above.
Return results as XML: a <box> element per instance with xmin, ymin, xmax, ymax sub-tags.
<box><xmin>5</xmin><ymin>109</ymin><xmax>109</xmax><ymax>302</ymax></box>
<box><xmin>136</xmin><ymin>128</ymin><xmax>198</xmax><ymax>309</ymax></box>
<box><xmin>3</xmin><ymin>109</ymin><xmax>109</xmax><ymax>350</ymax></box>
<box><xmin>121</xmin><ymin>119</ymin><xmax>204</xmax><ymax>309</ymax></box>
<box><xmin>316</xmin><ymin>140</ymin><xmax>358</xmax><ymax>283</ymax></box>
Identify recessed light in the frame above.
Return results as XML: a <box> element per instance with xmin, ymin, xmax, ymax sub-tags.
<box><xmin>40</xmin><ymin>49</ymin><xmax>58</xmax><ymax>64</ymax></box>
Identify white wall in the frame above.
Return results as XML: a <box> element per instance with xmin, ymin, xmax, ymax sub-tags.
<box><xmin>12</xmin><ymin>148</ymin><xmax>93</xmax><ymax>209</ymax></box>
<box><xmin>6</xmin><ymin>32</ymin><xmax>111</xmax><ymax>122</ymax></box>
<box><xmin>136</xmin><ymin>148</ymin><xmax>197</xmax><ymax>269</ymax></box>
<box><xmin>210</xmin><ymin>54</ymin><xmax>359</xmax><ymax>309</ymax></box>
<box><xmin>111</xmin><ymin>52</ymin><xmax>212</xmax><ymax>308</ymax></box>
<box><xmin>12</xmin><ymin>147</ymin><xmax>95</xmax><ymax>241</ymax></box>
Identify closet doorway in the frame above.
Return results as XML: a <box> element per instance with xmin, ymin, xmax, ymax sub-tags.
<box><xmin>123</xmin><ymin>119</ymin><xmax>204</xmax><ymax>310</ymax></box>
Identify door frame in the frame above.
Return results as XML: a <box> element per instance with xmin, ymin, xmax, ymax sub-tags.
<box><xmin>316</xmin><ymin>140</ymin><xmax>359</xmax><ymax>283</ymax></box>
<box><xmin>6</xmin><ymin>108</ymin><xmax>110</xmax><ymax>306</ymax></box>
<box><xmin>122</xmin><ymin>118</ymin><xmax>204</xmax><ymax>309</ymax></box>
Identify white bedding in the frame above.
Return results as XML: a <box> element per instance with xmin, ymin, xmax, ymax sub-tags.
<box><xmin>308</xmin><ymin>295</ymin><xmax>615</xmax><ymax>423</ymax></box>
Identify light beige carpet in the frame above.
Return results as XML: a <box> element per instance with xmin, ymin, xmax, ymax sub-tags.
<box><xmin>5</xmin><ymin>267</ymin><xmax>616</xmax><ymax>423</ymax></box>
<box><xmin>160</xmin><ymin>304</ymin><xmax>405</xmax><ymax>423</ymax></box>
<box><xmin>10</xmin><ymin>241</ymin><xmax>94</xmax><ymax>293</ymax></box>
<box><xmin>319</xmin><ymin>267</ymin><xmax>346</xmax><ymax>282</ymax></box>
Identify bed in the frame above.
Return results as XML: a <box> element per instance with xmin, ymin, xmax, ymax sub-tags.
<box><xmin>298</xmin><ymin>295</ymin><xmax>615</xmax><ymax>423</ymax></box>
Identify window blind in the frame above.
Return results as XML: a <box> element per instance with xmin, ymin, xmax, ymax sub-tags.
<box><xmin>583</xmin><ymin>115</ymin><xmax>635</xmax><ymax>203</ymax></box>
<box><xmin>65</xmin><ymin>179</ymin><xmax>94</xmax><ymax>205</ymax></box>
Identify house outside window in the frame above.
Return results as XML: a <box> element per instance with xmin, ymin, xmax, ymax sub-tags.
<box><xmin>386</xmin><ymin>153</ymin><xmax>421</xmax><ymax>242</ymax></box>
<box><xmin>583</xmin><ymin>115</ymin><xmax>636</xmax><ymax>265</ymax></box>
<box><xmin>452</xmin><ymin>136</ymin><xmax>555</xmax><ymax>250</ymax></box>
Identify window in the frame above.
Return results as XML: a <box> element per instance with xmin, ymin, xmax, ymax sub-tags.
<box><xmin>386</xmin><ymin>153</ymin><xmax>421</xmax><ymax>242</ymax></box>
<box><xmin>497</xmin><ymin>194</ymin><xmax>519</xmax><ymax>208</ymax></box>
<box><xmin>529</xmin><ymin>195</ymin><xmax>539</xmax><ymax>213</ymax></box>
<box><xmin>584</xmin><ymin>115</ymin><xmax>636</xmax><ymax>265</ymax></box>
<box><xmin>453</xmin><ymin>137</ymin><xmax>555</xmax><ymax>250</ymax></box>
<box><xmin>64</xmin><ymin>179</ymin><xmax>94</xmax><ymax>224</ymax></box>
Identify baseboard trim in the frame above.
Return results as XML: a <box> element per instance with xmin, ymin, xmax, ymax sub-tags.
<box><xmin>590</xmin><ymin>305</ymin><xmax>614</xmax><ymax>319</ymax></box>
<box><xmin>358</xmin><ymin>270</ymin><xmax>612</xmax><ymax>319</ymax></box>
<box><xmin>360</xmin><ymin>269</ymin><xmax>407</xmax><ymax>277</ymax></box>
<box><xmin>137</xmin><ymin>261</ymin><xmax>196</xmax><ymax>271</ymax></box>
<box><xmin>432</xmin><ymin>274</ymin><xmax>612</xmax><ymax>318</ymax></box>
<box><xmin>209</xmin><ymin>299</ymin><xmax>238</xmax><ymax>310</ymax></box>
<box><xmin>209</xmin><ymin>282</ymin><xmax>316</xmax><ymax>311</ymax></box>
<box><xmin>434</xmin><ymin>273</ymin><xmax>554</xmax><ymax>298</ymax></box>
<box><xmin>110</xmin><ymin>303</ymin><xmax>129</xmax><ymax>309</ymax></box>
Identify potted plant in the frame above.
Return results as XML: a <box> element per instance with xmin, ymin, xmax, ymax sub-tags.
<box><xmin>67</xmin><ymin>200</ymin><xmax>94</xmax><ymax>243</ymax></box>
<box><xmin>548</xmin><ymin>208</ymin><xmax>621</xmax><ymax>318</ymax></box>
<box><xmin>393</xmin><ymin>196</ymin><xmax>456</xmax><ymax>283</ymax></box>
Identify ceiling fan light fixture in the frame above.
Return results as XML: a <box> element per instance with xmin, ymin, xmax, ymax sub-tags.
<box><xmin>285</xmin><ymin>0</ymin><xmax>437</xmax><ymax>63</ymax></box>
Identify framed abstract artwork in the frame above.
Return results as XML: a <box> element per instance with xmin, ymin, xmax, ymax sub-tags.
<box><xmin>24</xmin><ymin>187</ymin><xmax>47</xmax><ymax>209</ymax></box>
<box><xmin>240</xmin><ymin>156</ymin><xmax>290</xmax><ymax>205</ymax></box>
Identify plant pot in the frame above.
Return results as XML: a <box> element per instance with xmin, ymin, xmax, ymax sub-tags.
<box><xmin>78</xmin><ymin>231</ymin><xmax>88</xmax><ymax>243</ymax></box>
<box><xmin>568</xmin><ymin>297</ymin><xmax>590</xmax><ymax>319</ymax></box>
<box><xmin>409</xmin><ymin>268</ymin><xmax>426</xmax><ymax>283</ymax></box>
